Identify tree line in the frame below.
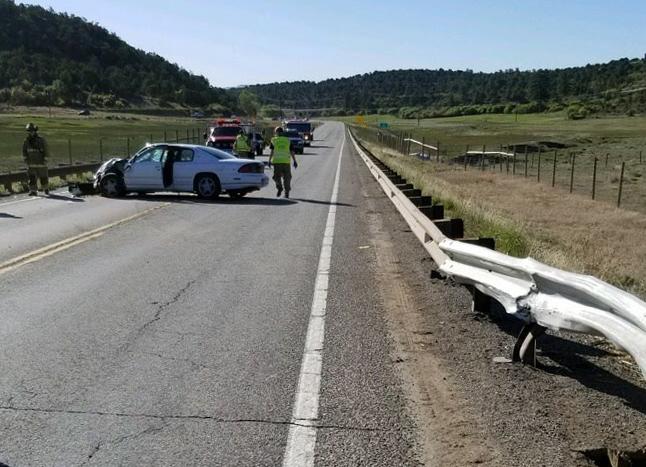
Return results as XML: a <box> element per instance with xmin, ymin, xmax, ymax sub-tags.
<box><xmin>244</xmin><ymin>58</ymin><xmax>646</xmax><ymax>118</ymax></box>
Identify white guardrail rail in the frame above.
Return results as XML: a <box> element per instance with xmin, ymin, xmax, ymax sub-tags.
<box><xmin>349</xmin><ymin>128</ymin><xmax>646</xmax><ymax>380</ymax></box>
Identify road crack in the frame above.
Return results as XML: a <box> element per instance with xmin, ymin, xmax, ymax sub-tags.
<box><xmin>119</xmin><ymin>280</ymin><xmax>197</xmax><ymax>353</ymax></box>
<box><xmin>0</xmin><ymin>404</ymin><xmax>384</xmax><ymax>433</ymax></box>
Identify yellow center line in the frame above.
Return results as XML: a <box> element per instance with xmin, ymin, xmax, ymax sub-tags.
<box><xmin>0</xmin><ymin>203</ymin><xmax>169</xmax><ymax>275</ymax></box>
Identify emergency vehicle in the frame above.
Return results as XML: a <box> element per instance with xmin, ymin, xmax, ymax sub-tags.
<box><xmin>205</xmin><ymin>118</ymin><xmax>242</xmax><ymax>151</ymax></box>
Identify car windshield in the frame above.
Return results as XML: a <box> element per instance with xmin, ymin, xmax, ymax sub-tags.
<box><xmin>211</xmin><ymin>127</ymin><xmax>240</xmax><ymax>137</ymax></box>
<box><xmin>286</xmin><ymin>122</ymin><xmax>311</xmax><ymax>132</ymax></box>
<box><xmin>201</xmin><ymin>146</ymin><xmax>236</xmax><ymax>160</ymax></box>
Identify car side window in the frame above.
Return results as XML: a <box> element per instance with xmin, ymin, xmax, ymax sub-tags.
<box><xmin>176</xmin><ymin>149</ymin><xmax>194</xmax><ymax>162</ymax></box>
<box><xmin>136</xmin><ymin>147</ymin><xmax>164</xmax><ymax>163</ymax></box>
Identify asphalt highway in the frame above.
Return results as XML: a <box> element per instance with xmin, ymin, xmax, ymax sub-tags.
<box><xmin>0</xmin><ymin>122</ymin><xmax>418</xmax><ymax>466</ymax></box>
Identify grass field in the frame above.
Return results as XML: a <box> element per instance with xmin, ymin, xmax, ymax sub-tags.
<box><xmin>346</xmin><ymin>112</ymin><xmax>646</xmax><ymax>213</ymax></box>
<box><xmin>353</xmin><ymin>127</ymin><xmax>646</xmax><ymax>298</ymax></box>
<box><xmin>0</xmin><ymin>107</ymin><xmax>210</xmax><ymax>173</ymax></box>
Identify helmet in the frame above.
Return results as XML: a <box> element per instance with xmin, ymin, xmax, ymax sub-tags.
<box><xmin>26</xmin><ymin>123</ymin><xmax>38</xmax><ymax>132</ymax></box>
<box><xmin>274</xmin><ymin>126</ymin><xmax>283</xmax><ymax>134</ymax></box>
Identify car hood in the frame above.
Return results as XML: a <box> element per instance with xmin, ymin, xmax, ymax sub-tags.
<box><xmin>95</xmin><ymin>158</ymin><xmax>128</xmax><ymax>176</ymax></box>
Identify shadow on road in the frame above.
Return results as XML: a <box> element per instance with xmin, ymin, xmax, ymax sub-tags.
<box><xmin>309</xmin><ymin>145</ymin><xmax>334</xmax><ymax>149</ymax></box>
<box><xmin>480</xmin><ymin>302</ymin><xmax>646</xmax><ymax>414</ymax></box>
<box><xmin>109</xmin><ymin>193</ymin><xmax>297</xmax><ymax>206</ymax></box>
<box><xmin>291</xmin><ymin>198</ymin><xmax>355</xmax><ymax>207</ymax></box>
<box><xmin>44</xmin><ymin>193</ymin><xmax>85</xmax><ymax>202</ymax></box>
<box><xmin>0</xmin><ymin>213</ymin><xmax>22</xmax><ymax>219</ymax></box>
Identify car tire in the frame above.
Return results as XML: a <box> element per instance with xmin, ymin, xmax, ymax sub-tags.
<box><xmin>195</xmin><ymin>174</ymin><xmax>220</xmax><ymax>200</ymax></box>
<box><xmin>99</xmin><ymin>173</ymin><xmax>125</xmax><ymax>197</ymax></box>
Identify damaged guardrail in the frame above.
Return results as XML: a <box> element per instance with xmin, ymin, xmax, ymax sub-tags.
<box><xmin>0</xmin><ymin>162</ymin><xmax>100</xmax><ymax>193</ymax></box>
<box><xmin>349</xmin><ymin>127</ymin><xmax>646</xmax><ymax>380</ymax></box>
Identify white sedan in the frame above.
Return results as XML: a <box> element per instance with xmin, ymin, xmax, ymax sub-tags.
<box><xmin>94</xmin><ymin>144</ymin><xmax>269</xmax><ymax>199</ymax></box>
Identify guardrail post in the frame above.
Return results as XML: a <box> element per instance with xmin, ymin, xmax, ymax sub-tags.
<box><xmin>617</xmin><ymin>161</ymin><xmax>625</xmax><ymax>207</ymax></box>
<box><xmin>68</xmin><ymin>139</ymin><xmax>72</xmax><ymax>165</ymax></box>
<box><xmin>569</xmin><ymin>153</ymin><xmax>576</xmax><ymax>193</ymax></box>
<box><xmin>552</xmin><ymin>150</ymin><xmax>557</xmax><ymax>187</ymax></box>
<box><xmin>436</xmin><ymin>140</ymin><xmax>440</xmax><ymax>162</ymax></box>
<box><xmin>421</xmin><ymin>137</ymin><xmax>426</xmax><ymax>158</ymax></box>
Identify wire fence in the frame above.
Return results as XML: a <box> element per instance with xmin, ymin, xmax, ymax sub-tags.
<box><xmin>352</xmin><ymin>125</ymin><xmax>646</xmax><ymax>213</ymax></box>
<box><xmin>1</xmin><ymin>127</ymin><xmax>206</xmax><ymax>174</ymax></box>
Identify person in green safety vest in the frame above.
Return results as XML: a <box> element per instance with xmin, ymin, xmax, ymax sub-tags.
<box><xmin>233</xmin><ymin>130</ymin><xmax>252</xmax><ymax>159</ymax></box>
<box><xmin>268</xmin><ymin>126</ymin><xmax>298</xmax><ymax>198</ymax></box>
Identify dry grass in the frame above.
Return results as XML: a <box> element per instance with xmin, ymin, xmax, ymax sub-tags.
<box><xmin>361</xmin><ymin>139</ymin><xmax>646</xmax><ymax>297</ymax></box>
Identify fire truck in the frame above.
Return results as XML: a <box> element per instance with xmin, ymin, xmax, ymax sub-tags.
<box><xmin>205</xmin><ymin>118</ymin><xmax>242</xmax><ymax>151</ymax></box>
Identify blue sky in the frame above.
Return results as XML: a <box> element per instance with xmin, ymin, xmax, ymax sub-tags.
<box><xmin>25</xmin><ymin>0</ymin><xmax>646</xmax><ymax>88</ymax></box>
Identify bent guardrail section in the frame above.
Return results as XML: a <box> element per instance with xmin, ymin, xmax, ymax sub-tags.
<box><xmin>0</xmin><ymin>162</ymin><xmax>101</xmax><ymax>192</ymax></box>
<box><xmin>349</xmin><ymin>126</ymin><xmax>646</xmax><ymax>380</ymax></box>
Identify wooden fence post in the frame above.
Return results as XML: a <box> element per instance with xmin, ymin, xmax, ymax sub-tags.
<box><xmin>605</xmin><ymin>153</ymin><xmax>609</xmax><ymax>168</ymax></box>
<box><xmin>464</xmin><ymin>144</ymin><xmax>469</xmax><ymax>171</ymax></box>
<box><xmin>537</xmin><ymin>148</ymin><xmax>542</xmax><ymax>182</ymax></box>
<box><xmin>68</xmin><ymin>138</ymin><xmax>72</xmax><ymax>165</ymax></box>
<box><xmin>552</xmin><ymin>150</ymin><xmax>557</xmax><ymax>187</ymax></box>
<box><xmin>592</xmin><ymin>157</ymin><xmax>598</xmax><ymax>200</ymax></box>
<box><xmin>569</xmin><ymin>153</ymin><xmax>576</xmax><ymax>194</ymax></box>
<box><xmin>513</xmin><ymin>149</ymin><xmax>517</xmax><ymax>175</ymax></box>
<box><xmin>421</xmin><ymin>137</ymin><xmax>426</xmax><ymax>158</ymax></box>
<box><xmin>617</xmin><ymin>161</ymin><xmax>625</xmax><ymax>207</ymax></box>
<box><xmin>436</xmin><ymin>140</ymin><xmax>440</xmax><ymax>162</ymax></box>
<box><xmin>481</xmin><ymin>145</ymin><xmax>486</xmax><ymax>171</ymax></box>
<box><xmin>99</xmin><ymin>139</ymin><xmax>103</xmax><ymax>162</ymax></box>
<box><xmin>524</xmin><ymin>146</ymin><xmax>528</xmax><ymax>177</ymax></box>
<box><xmin>164</xmin><ymin>130</ymin><xmax>167</xmax><ymax>142</ymax></box>
<box><xmin>175</xmin><ymin>130</ymin><xmax>179</xmax><ymax>143</ymax></box>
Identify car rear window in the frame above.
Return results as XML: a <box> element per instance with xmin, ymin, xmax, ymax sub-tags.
<box><xmin>201</xmin><ymin>146</ymin><xmax>236</xmax><ymax>160</ymax></box>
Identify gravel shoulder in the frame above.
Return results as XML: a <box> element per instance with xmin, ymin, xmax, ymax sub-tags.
<box><xmin>348</xmin><ymin>135</ymin><xmax>646</xmax><ymax>466</ymax></box>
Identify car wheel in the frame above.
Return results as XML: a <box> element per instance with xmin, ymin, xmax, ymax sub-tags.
<box><xmin>195</xmin><ymin>174</ymin><xmax>220</xmax><ymax>200</ymax></box>
<box><xmin>100</xmin><ymin>174</ymin><xmax>125</xmax><ymax>197</ymax></box>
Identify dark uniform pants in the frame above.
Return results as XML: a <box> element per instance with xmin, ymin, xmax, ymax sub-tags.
<box><xmin>27</xmin><ymin>165</ymin><xmax>49</xmax><ymax>192</ymax></box>
<box><xmin>272</xmin><ymin>163</ymin><xmax>292</xmax><ymax>192</ymax></box>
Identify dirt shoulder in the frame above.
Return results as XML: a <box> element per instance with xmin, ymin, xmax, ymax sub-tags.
<box><xmin>350</xmin><ymin>137</ymin><xmax>646</xmax><ymax>466</ymax></box>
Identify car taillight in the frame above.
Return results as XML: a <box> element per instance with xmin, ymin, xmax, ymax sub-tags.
<box><xmin>239</xmin><ymin>163</ymin><xmax>264</xmax><ymax>174</ymax></box>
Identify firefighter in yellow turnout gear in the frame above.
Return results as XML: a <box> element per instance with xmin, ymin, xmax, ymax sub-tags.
<box><xmin>268</xmin><ymin>127</ymin><xmax>298</xmax><ymax>198</ymax></box>
<box><xmin>22</xmin><ymin>123</ymin><xmax>50</xmax><ymax>195</ymax></box>
<box><xmin>233</xmin><ymin>130</ymin><xmax>252</xmax><ymax>159</ymax></box>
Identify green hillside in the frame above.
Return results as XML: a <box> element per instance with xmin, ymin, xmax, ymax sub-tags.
<box><xmin>0</xmin><ymin>0</ymin><xmax>234</xmax><ymax>111</ymax></box>
<box><xmin>245</xmin><ymin>58</ymin><xmax>646</xmax><ymax>118</ymax></box>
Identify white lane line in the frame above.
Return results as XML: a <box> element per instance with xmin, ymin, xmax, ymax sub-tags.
<box><xmin>282</xmin><ymin>129</ymin><xmax>346</xmax><ymax>467</ymax></box>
